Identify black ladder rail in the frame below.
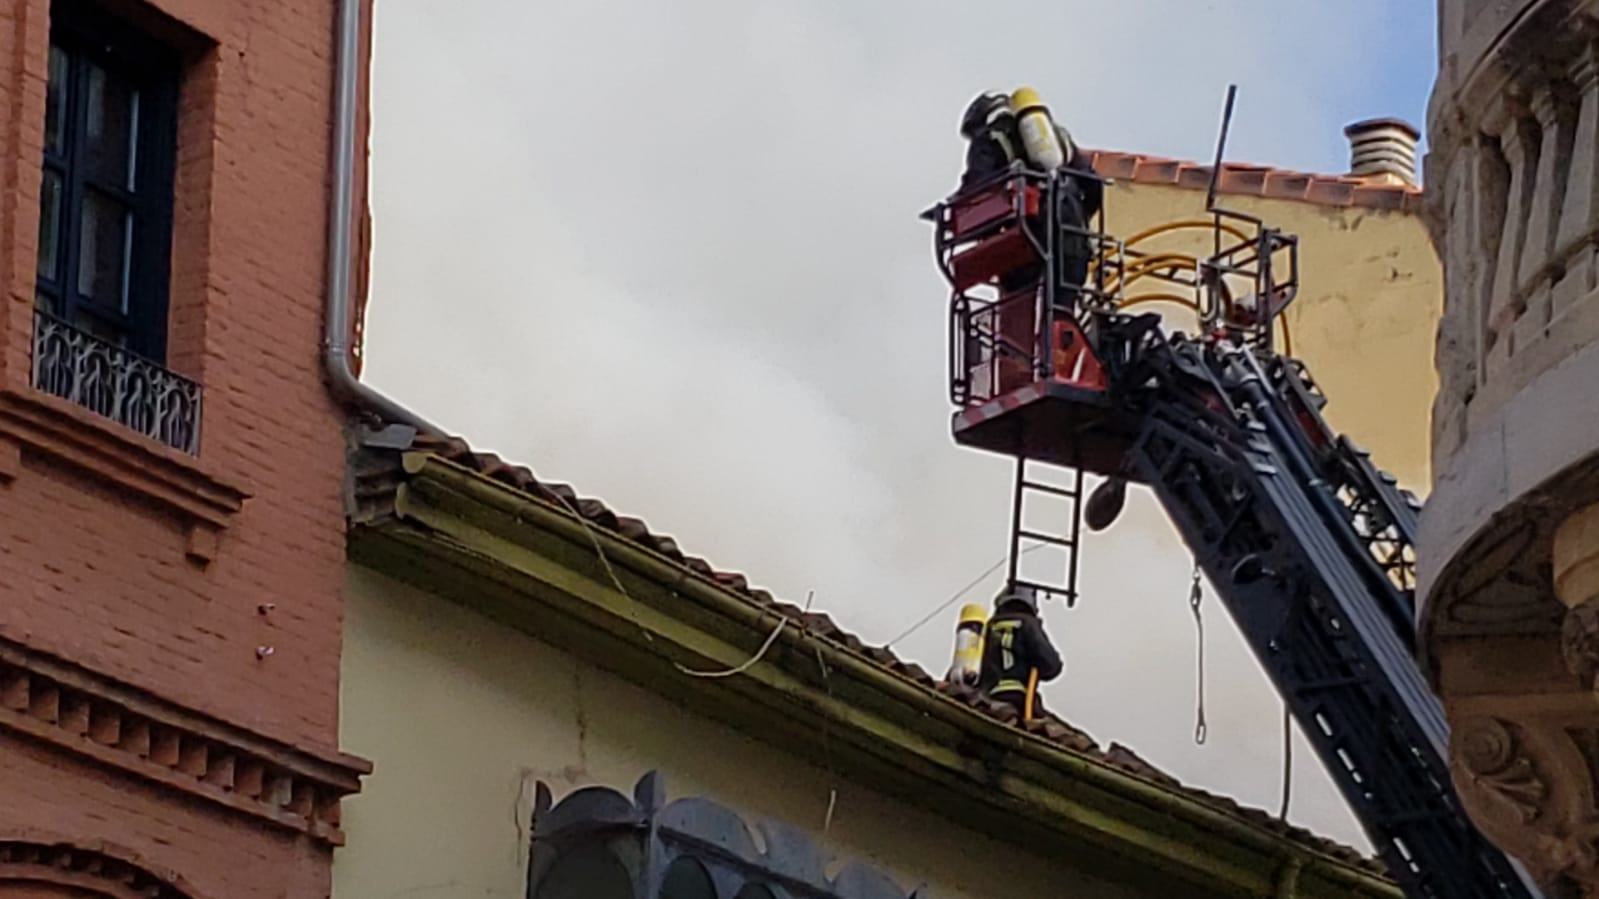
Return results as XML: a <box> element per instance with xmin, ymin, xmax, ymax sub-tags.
<box><xmin>1006</xmin><ymin>456</ymin><xmax>1087</xmax><ymax>607</ymax></box>
<box><xmin>1121</xmin><ymin>336</ymin><xmax>1542</xmax><ymax>899</ymax></box>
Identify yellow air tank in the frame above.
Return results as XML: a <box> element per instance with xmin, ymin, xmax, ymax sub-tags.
<box><xmin>1010</xmin><ymin>86</ymin><xmax>1065</xmax><ymax>171</ymax></box>
<box><xmin>945</xmin><ymin>603</ymin><xmax>988</xmax><ymax>685</ymax></box>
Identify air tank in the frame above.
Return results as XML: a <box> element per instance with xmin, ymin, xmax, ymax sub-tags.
<box><xmin>945</xmin><ymin>603</ymin><xmax>988</xmax><ymax>685</ymax></box>
<box><xmin>1009</xmin><ymin>86</ymin><xmax>1065</xmax><ymax>171</ymax></box>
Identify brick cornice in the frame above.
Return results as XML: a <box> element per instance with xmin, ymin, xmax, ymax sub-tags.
<box><xmin>0</xmin><ymin>832</ymin><xmax>210</xmax><ymax>898</ymax></box>
<box><xmin>0</xmin><ymin>635</ymin><xmax>371</xmax><ymax>847</ymax></box>
<box><xmin>0</xmin><ymin>385</ymin><xmax>249</xmax><ymax>562</ymax></box>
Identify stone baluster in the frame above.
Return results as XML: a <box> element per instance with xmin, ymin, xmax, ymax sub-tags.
<box><xmin>1486</xmin><ymin>93</ymin><xmax>1534</xmax><ymax>375</ymax></box>
<box><xmin>1466</xmin><ymin>130</ymin><xmax>1507</xmax><ymax>391</ymax></box>
<box><xmin>1556</xmin><ymin>41</ymin><xmax>1599</xmax><ymax>312</ymax></box>
<box><xmin>1432</xmin><ymin>137</ymin><xmax>1481</xmax><ymax>465</ymax></box>
<box><xmin>1513</xmin><ymin>83</ymin><xmax>1569</xmax><ymax>354</ymax></box>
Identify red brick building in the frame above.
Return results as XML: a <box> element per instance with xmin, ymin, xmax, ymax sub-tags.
<box><xmin>0</xmin><ymin>0</ymin><xmax>374</xmax><ymax>894</ymax></box>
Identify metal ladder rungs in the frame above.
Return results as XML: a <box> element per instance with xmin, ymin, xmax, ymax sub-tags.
<box><xmin>1020</xmin><ymin>480</ymin><xmax>1082</xmax><ymax>500</ymax></box>
<box><xmin>1005</xmin><ymin>455</ymin><xmax>1087</xmax><ymax>606</ymax></box>
<box><xmin>1017</xmin><ymin>529</ymin><xmax>1076</xmax><ymax>549</ymax></box>
<box><xmin>1011</xmin><ymin>578</ymin><xmax>1074</xmax><ymax>599</ymax></box>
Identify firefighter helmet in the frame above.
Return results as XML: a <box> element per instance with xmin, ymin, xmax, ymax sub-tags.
<box><xmin>960</xmin><ymin>91</ymin><xmax>1010</xmax><ymax>138</ymax></box>
<box><xmin>994</xmin><ymin>582</ymin><xmax>1040</xmax><ymax>613</ymax></box>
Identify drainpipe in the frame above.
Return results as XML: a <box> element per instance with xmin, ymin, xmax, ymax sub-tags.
<box><xmin>324</xmin><ymin>0</ymin><xmax>442</xmax><ymax>435</ymax></box>
<box><xmin>1275</xmin><ymin>857</ymin><xmax>1302</xmax><ymax>899</ymax></box>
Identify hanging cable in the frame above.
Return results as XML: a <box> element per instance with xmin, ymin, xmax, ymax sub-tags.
<box><xmin>883</xmin><ymin>545</ymin><xmax>1045</xmax><ymax>650</ymax></box>
<box><xmin>676</xmin><ymin>616</ymin><xmax>787</xmax><ymax>678</ymax></box>
<box><xmin>547</xmin><ymin>492</ymin><xmax>794</xmax><ymax>678</ymax></box>
<box><xmin>812</xmin><ymin>645</ymin><xmax>840</xmax><ymax>834</ymax></box>
<box><xmin>1189</xmin><ymin>564</ymin><xmax>1208</xmax><ymax>745</ymax></box>
<box><xmin>1279</xmin><ymin>698</ymin><xmax>1293</xmax><ymax>820</ymax></box>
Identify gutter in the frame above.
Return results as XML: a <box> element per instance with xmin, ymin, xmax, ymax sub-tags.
<box><xmin>399</xmin><ymin>452</ymin><xmax>1399</xmax><ymax>898</ymax></box>
<box><xmin>323</xmin><ymin>0</ymin><xmax>442</xmax><ymax>435</ymax></box>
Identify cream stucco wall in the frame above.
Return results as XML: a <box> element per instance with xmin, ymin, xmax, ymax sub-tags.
<box><xmin>1101</xmin><ymin>182</ymin><xmax>1442</xmax><ymax>491</ymax></box>
<box><xmin>333</xmin><ymin>564</ymin><xmax>1150</xmax><ymax>899</ymax></box>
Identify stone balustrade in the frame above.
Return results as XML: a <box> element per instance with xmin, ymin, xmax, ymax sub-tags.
<box><xmin>1429</xmin><ymin>9</ymin><xmax>1599</xmax><ymax>469</ymax></box>
<box><xmin>1422</xmin><ymin>1</ymin><xmax>1599</xmax><ymax>891</ymax></box>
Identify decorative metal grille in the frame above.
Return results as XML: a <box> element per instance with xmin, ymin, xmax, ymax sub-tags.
<box><xmin>529</xmin><ymin>772</ymin><xmax>924</xmax><ymax>899</ymax></box>
<box><xmin>31</xmin><ymin>310</ymin><xmax>201</xmax><ymax>454</ymax></box>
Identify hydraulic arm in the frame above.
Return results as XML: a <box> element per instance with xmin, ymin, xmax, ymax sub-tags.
<box><xmin>1119</xmin><ymin>332</ymin><xmax>1537</xmax><ymax>899</ymax></box>
<box><xmin>924</xmin><ymin>157</ymin><xmax>1545</xmax><ymax>898</ymax></box>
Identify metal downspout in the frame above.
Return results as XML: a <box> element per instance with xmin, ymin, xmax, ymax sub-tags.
<box><xmin>324</xmin><ymin>0</ymin><xmax>442</xmax><ymax>435</ymax></box>
<box><xmin>1276</xmin><ymin>857</ymin><xmax>1302</xmax><ymax>899</ymax></box>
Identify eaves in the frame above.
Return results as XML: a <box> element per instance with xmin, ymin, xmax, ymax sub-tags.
<box><xmin>348</xmin><ymin>451</ymin><xmax>1400</xmax><ymax>899</ymax></box>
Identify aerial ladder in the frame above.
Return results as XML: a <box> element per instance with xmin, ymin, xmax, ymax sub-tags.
<box><xmin>920</xmin><ymin>92</ymin><xmax>1544</xmax><ymax>899</ymax></box>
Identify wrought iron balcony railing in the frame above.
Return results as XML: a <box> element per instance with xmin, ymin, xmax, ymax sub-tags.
<box><xmin>30</xmin><ymin>310</ymin><xmax>202</xmax><ymax>454</ymax></box>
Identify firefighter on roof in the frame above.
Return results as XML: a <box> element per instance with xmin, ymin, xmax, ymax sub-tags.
<box><xmin>977</xmin><ymin>584</ymin><xmax>1063</xmax><ymax>721</ymax></box>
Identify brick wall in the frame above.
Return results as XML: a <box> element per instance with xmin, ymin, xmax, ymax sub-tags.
<box><xmin>0</xmin><ymin>0</ymin><xmax>374</xmax><ymax>892</ymax></box>
<box><xmin>0</xmin><ymin>736</ymin><xmax>331</xmax><ymax>898</ymax></box>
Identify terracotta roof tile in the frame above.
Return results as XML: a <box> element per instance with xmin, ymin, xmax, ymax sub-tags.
<box><xmin>1263</xmin><ymin>171</ymin><xmax>1313</xmax><ymax>202</ymax></box>
<box><xmin>1131</xmin><ymin>157</ymin><xmax>1182</xmax><ymax>185</ymax></box>
<box><xmin>1350</xmin><ymin>185</ymin><xmax>1410</xmax><ymax>211</ymax></box>
<box><xmin>1305</xmin><ymin>180</ymin><xmax>1358</xmax><ymax>206</ymax></box>
<box><xmin>371</xmin><ymin>432</ymin><xmax>1388</xmax><ymax>877</ymax></box>
<box><xmin>1084</xmin><ymin>149</ymin><xmax>1420</xmax><ymax>212</ymax></box>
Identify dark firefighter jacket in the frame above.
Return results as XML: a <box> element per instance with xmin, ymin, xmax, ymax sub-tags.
<box><xmin>960</xmin><ymin>117</ymin><xmax>1103</xmax><ymax>273</ymax></box>
<box><xmin>977</xmin><ymin>605</ymin><xmax>1064</xmax><ymax>699</ymax></box>
<box><xmin>960</xmin><ymin>118</ymin><xmax>1104</xmax><ymax>222</ymax></box>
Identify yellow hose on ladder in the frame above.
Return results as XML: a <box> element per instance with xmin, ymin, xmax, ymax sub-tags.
<box><xmin>1075</xmin><ymin>217</ymin><xmax>1298</xmax><ymax>356</ymax></box>
<box><xmin>1116</xmin><ymin>292</ymin><xmax>1295</xmax><ymax>356</ymax></box>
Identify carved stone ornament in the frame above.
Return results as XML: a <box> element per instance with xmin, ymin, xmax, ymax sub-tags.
<box><xmin>1535</xmin><ymin>819</ymin><xmax>1599</xmax><ymax>881</ymax></box>
<box><xmin>1451</xmin><ymin>714</ymin><xmax>1599</xmax><ymax>888</ymax></box>
<box><xmin>1458</xmin><ymin>717</ymin><xmax>1550</xmax><ymax>825</ymax></box>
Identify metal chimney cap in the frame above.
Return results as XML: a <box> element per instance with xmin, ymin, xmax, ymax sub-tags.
<box><xmin>1344</xmin><ymin>117</ymin><xmax>1420</xmax><ymax>186</ymax></box>
<box><xmin>1344</xmin><ymin>117</ymin><xmax>1421</xmax><ymax>141</ymax></box>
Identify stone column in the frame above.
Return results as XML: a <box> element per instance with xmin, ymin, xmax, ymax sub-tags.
<box><xmin>1488</xmin><ymin>96</ymin><xmax>1534</xmax><ymax>375</ymax></box>
<box><xmin>1558</xmin><ymin>42</ymin><xmax>1599</xmax><ymax>314</ymax></box>
<box><xmin>1433</xmin><ymin>136</ymin><xmax>1485</xmax><ymax>466</ymax></box>
<box><xmin>1516</xmin><ymin>84</ymin><xmax>1568</xmax><ymax>356</ymax></box>
<box><xmin>1521</xmin><ymin>84</ymin><xmax>1568</xmax><ymax>298</ymax></box>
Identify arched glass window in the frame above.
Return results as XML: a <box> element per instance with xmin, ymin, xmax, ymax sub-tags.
<box><xmin>659</xmin><ymin>856</ymin><xmax>717</xmax><ymax>899</ymax></box>
<box><xmin>530</xmin><ymin>773</ymin><xmax>919</xmax><ymax>899</ymax></box>
<box><xmin>532</xmin><ymin>840</ymin><xmax>633</xmax><ymax>899</ymax></box>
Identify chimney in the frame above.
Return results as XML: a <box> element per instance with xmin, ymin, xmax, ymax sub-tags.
<box><xmin>1344</xmin><ymin>118</ymin><xmax>1420</xmax><ymax>186</ymax></box>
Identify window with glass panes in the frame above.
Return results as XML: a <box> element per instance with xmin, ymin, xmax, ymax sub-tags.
<box><xmin>36</xmin><ymin>5</ymin><xmax>179</xmax><ymax>361</ymax></box>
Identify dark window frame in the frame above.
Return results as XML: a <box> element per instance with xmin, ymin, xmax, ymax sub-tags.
<box><xmin>36</xmin><ymin>0</ymin><xmax>180</xmax><ymax>363</ymax></box>
<box><xmin>529</xmin><ymin>772</ymin><xmax>923</xmax><ymax>899</ymax></box>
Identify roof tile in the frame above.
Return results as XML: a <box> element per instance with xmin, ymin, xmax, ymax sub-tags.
<box><xmin>1131</xmin><ymin>157</ymin><xmax>1182</xmax><ymax>184</ymax></box>
<box><xmin>1176</xmin><ymin>165</ymin><xmax>1214</xmax><ymax>191</ymax></box>
<box><xmin>1350</xmin><ymin>185</ymin><xmax>1410</xmax><ymax>211</ymax></box>
<box><xmin>1263</xmin><ymin>171</ymin><xmax>1313</xmax><ymax>201</ymax></box>
<box><xmin>378</xmin><ymin>432</ymin><xmax>1387</xmax><ymax>876</ymax></box>
<box><xmin>1305</xmin><ymin>180</ymin><xmax>1359</xmax><ymax>207</ymax></box>
<box><xmin>1096</xmin><ymin>152</ymin><xmax>1139</xmax><ymax>180</ymax></box>
<box><xmin>1084</xmin><ymin>148</ymin><xmax>1420</xmax><ymax>212</ymax></box>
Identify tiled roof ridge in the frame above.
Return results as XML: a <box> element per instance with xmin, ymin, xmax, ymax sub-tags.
<box><xmin>1082</xmin><ymin>148</ymin><xmax>1422</xmax><ymax>212</ymax></box>
<box><xmin>388</xmin><ymin>432</ymin><xmax>1387</xmax><ymax>877</ymax></box>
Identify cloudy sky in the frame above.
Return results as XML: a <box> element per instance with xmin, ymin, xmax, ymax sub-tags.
<box><xmin>362</xmin><ymin>0</ymin><xmax>1438</xmax><ymax>852</ymax></box>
